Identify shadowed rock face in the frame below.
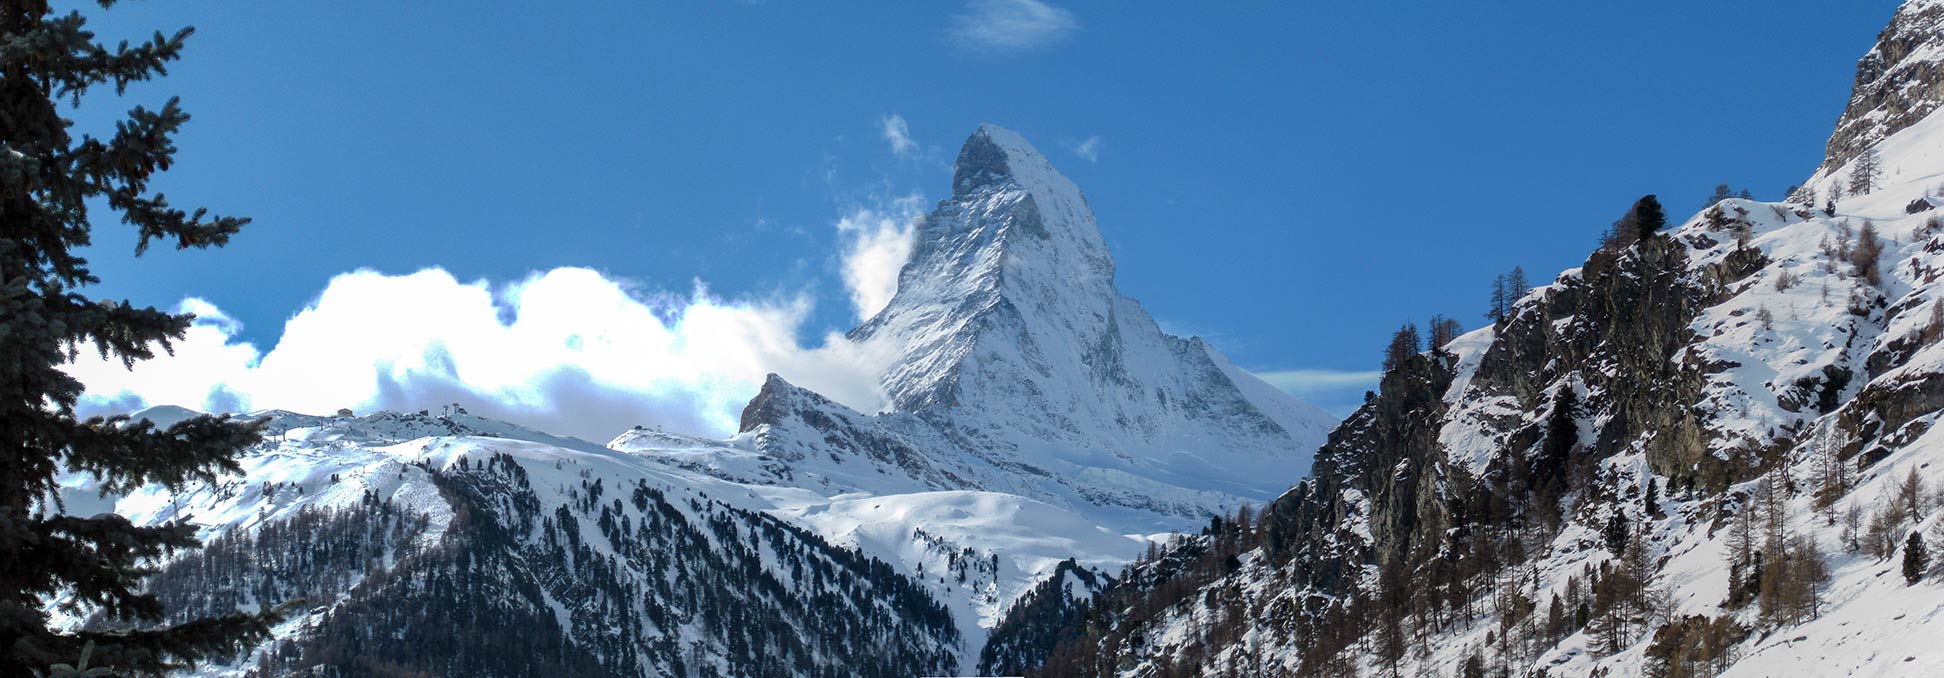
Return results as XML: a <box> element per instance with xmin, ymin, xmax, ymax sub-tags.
<box><xmin>1822</xmin><ymin>0</ymin><xmax>1944</xmax><ymax>173</ymax></box>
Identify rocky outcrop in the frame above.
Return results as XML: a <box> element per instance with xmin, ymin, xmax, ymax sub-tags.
<box><xmin>1821</xmin><ymin>0</ymin><xmax>1944</xmax><ymax>173</ymax></box>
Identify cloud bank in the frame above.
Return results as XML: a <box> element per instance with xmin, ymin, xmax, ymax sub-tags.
<box><xmin>64</xmin><ymin>172</ymin><xmax>952</xmax><ymax>443</ymax></box>
<box><xmin>948</xmin><ymin>0</ymin><xmax>1077</xmax><ymax>55</ymax></box>
<box><xmin>66</xmin><ymin>266</ymin><xmax>907</xmax><ymax>443</ymax></box>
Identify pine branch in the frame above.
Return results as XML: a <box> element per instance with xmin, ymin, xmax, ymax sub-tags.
<box><xmin>60</xmin><ymin>412</ymin><xmax>265</xmax><ymax>493</ymax></box>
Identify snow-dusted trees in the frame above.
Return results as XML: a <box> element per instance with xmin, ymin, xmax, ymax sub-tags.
<box><xmin>1849</xmin><ymin>147</ymin><xmax>1882</xmax><ymax>195</ymax></box>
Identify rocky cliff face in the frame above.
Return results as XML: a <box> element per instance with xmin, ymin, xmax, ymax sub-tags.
<box><xmin>1821</xmin><ymin>0</ymin><xmax>1944</xmax><ymax>173</ymax></box>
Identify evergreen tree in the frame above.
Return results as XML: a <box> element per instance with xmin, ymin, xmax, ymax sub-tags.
<box><xmin>1906</xmin><ymin>533</ymin><xmax>1929</xmax><ymax>585</ymax></box>
<box><xmin>1627</xmin><ymin>195</ymin><xmax>1668</xmax><ymax>241</ymax></box>
<box><xmin>0</xmin><ymin>4</ymin><xmax>281</xmax><ymax>673</ymax></box>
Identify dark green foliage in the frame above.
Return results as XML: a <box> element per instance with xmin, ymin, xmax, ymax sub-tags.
<box><xmin>1628</xmin><ymin>195</ymin><xmax>1668</xmax><ymax>241</ymax></box>
<box><xmin>1905</xmin><ymin>533</ymin><xmax>1929</xmax><ymax>584</ymax></box>
<box><xmin>1602</xmin><ymin>512</ymin><xmax>1630</xmax><ymax>555</ymax></box>
<box><xmin>0</xmin><ymin>3</ymin><xmax>278</xmax><ymax>673</ymax></box>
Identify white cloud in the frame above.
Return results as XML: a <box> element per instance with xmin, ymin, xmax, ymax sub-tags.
<box><xmin>1072</xmin><ymin>135</ymin><xmax>1102</xmax><ymax>162</ymax></box>
<box><xmin>835</xmin><ymin>195</ymin><xmax>923</xmax><ymax>322</ymax></box>
<box><xmin>1251</xmin><ymin>368</ymin><xmax>1382</xmax><ymax>417</ymax></box>
<box><xmin>881</xmin><ymin>114</ymin><xmax>917</xmax><ymax>157</ymax></box>
<box><xmin>1251</xmin><ymin>369</ymin><xmax>1383</xmax><ymax>395</ymax></box>
<box><xmin>65</xmin><ymin>268</ymin><xmax>900</xmax><ymax>442</ymax></box>
<box><xmin>948</xmin><ymin>0</ymin><xmax>1077</xmax><ymax>55</ymax></box>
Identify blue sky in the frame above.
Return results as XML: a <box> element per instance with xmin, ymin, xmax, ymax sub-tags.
<box><xmin>71</xmin><ymin>1</ymin><xmax>1901</xmax><ymax>429</ymax></box>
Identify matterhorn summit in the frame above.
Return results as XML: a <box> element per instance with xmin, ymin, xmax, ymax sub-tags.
<box><xmin>716</xmin><ymin>125</ymin><xmax>1335</xmax><ymax>528</ymax></box>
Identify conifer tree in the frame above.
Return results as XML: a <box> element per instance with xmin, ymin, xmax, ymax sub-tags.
<box><xmin>0</xmin><ymin>3</ymin><xmax>281</xmax><ymax>673</ymax></box>
<box><xmin>1627</xmin><ymin>195</ymin><xmax>1668</xmax><ymax>241</ymax></box>
<box><xmin>1904</xmin><ymin>533</ymin><xmax>1928</xmax><ymax>585</ymax></box>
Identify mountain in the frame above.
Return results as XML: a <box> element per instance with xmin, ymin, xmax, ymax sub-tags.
<box><xmin>49</xmin><ymin>127</ymin><xmax>1336</xmax><ymax>676</ymax></box>
<box><xmin>1009</xmin><ymin>2</ymin><xmax>1944</xmax><ymax>676</ymax></box>
<box><xmin>621</xmin><ymin>125</ymin><xmax>1334</xmax><ymax>531</ymax></box>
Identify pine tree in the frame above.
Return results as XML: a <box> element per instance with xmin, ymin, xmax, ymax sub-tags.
<box><xmin>1904</xmin><ymin>533</ymin><xmax>1928</xmax><ymax>585</ymax></box>
<box><xmin>1616</xmin><ymin>194</ymin><xmax>1667</xmax><ymax>243</ymax></box>
<box><xmin>0</xmin><ymin>5</ymin><xmax>281</xmax><ymax>673</ymax></box>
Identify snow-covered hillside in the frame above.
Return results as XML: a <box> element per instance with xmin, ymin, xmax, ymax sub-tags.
<box><xmin>1013</xmin><ymin>2</ymin><xmax>1944</xmax><ymax>675</ymax></box>
<box><xmin>57</xmin><ymin>407</ymin><xmax>1144</xmax><ymax>675</ymax></box>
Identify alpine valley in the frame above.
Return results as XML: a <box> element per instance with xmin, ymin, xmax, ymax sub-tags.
<box><xmin>50</xmin><ymin>1</ymin><xmax>1944</xmax><ymax>676</ymax></box>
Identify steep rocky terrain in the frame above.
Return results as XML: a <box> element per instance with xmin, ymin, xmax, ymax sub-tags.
<box><xmin>1008</xmin><ymin>2</ymin><xmax>1944</xmax><ymax>675</ymax></box>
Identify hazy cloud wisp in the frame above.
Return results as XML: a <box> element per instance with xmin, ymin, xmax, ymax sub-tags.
<box><xmin>948</xmin><ymin>0</ymin><xmax>1077</xmax><ymax>55</ymax></box>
